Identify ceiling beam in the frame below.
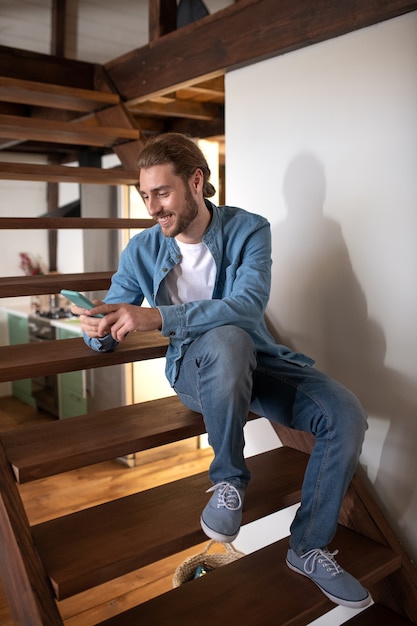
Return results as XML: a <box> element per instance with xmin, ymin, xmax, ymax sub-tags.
<box><xmin>149</xmin><ymin>0</ymin><xmax>177</xmax><ymax>42</ymax></box>
<box><xmin>105</xmin><ymin>0</ymin><xmax>417</xmax><ymax>104</ymax></box>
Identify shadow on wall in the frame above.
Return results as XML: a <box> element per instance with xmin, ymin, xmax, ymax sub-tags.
<box><xmin>267</xmin><ymin>152</ymin><xmax>417</xmax><ymax>558</ymax></box>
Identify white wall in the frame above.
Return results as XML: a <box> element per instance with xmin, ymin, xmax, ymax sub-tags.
<box><xmin>226</xmin><ymin>12</ymin><xmax>417</xmax><ymax>575</ymax></box>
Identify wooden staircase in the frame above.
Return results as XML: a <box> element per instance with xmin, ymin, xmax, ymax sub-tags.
<box><xmin>0</xmin><ymin>308</ymin><xmax>417</xmax><ymax>624</ymax></box>
<box><xmin>1</xmin><ymin>19</ymin><xmax>417</xmax><ymax>622</ymax></box>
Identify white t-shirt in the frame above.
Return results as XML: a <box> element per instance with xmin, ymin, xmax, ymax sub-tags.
<box><xmin>166</xmin><ymin>239</ymin><xmax>215</xmax><ymax>304</ymax></box>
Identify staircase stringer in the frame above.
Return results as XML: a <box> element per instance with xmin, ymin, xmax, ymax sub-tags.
<box><xmin>271</xmin><ymin>423</ymin><xmax>417</xmax><ymax>623</ymax></box>
<box><xmin>0</xmin><ymin>442</ymin><xmax>63</xmax><ymax>626</ymax></box>
<box><xmin>92</xmin><ymin>64</ymin><xmax>145</xmax><ymax>174</ymax></box>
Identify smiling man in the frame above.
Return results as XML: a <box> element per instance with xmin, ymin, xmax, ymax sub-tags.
<box><xmin>77</xmin><ymin>132</ymin><xmax>371</xmax><ymax>610</ymax></box>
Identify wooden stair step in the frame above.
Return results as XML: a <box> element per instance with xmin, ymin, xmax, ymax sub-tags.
<box><xmin>0</xmin><ymin>330</ymin><xmax>168</xmax><ymax>382</ymax></box>
<box><xmin>0</xmin><ymin>76</ymin><xmax>121</xmax><ymax>112</ymax></box>
<box><xmin>97</xmin><ymin>525</ymin><xmax>401</xmax><ymax>626</ymax></box>
<box><xmin>0</xmin><ymin>271</ymin><xmax>114</xmax><ymax>298</ymax></box>
<box><xmin>2</xmin><ymin>396</ymin><xmax>258</xmax><ymax>483</ymax></box>
<box><xmin>31</xmin><ymin>446</ymin><xmax>309</xmax><ymax>599</ymax></box>
<box><xmin>0</xmin><ymin>271</ymin><xmax>113</xmax><ymax>297</ymax></box>
<box><xmin>0</xmin><ymin>113</ymin><xmax>139</xmax><ymax>147</ymax></box>
<box><xmin>0</xmin><ymin>162</ymin><xmax>139</xmax><ymax>185</ymax></box>
<box><xmin>343</xmin><ymin>603</ymin><xmax>415</xmax><ymax>624</ymax></box>
<box><xmin>0</xmin><ymin>217</ymin><xmax>153</xmax><ymax>232</ymax></box>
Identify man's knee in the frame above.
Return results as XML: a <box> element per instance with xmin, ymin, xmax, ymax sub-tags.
<box><xmin>204</xmin><ymin>325</ymin><xmax>254</xmax><ymax>359</ymax></box>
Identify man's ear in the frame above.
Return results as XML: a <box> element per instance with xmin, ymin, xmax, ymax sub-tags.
<box><xmin>191</xmin><ymin>168</ymin><xmax>204</xmax><ymax>192</ymax></box>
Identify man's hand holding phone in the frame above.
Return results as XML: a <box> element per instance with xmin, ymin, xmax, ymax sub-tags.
<box><xmin>60</xmin><ymin>290</ymin><xmax>110</xmax><ymax>338</ymax></box>
<box><xmin>60</xmin><ymin>290</ymin><xmax>162</xmax><ymax>342</ymax></box>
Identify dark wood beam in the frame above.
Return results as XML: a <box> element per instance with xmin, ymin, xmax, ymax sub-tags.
<box><xmin>149</xmin><ymin>0</ymin><xmax>177</xmax><ymax>42</ymax></box>
<box><xmin>105</xmin><ymin>0</ymin><xmax>417</xmax><ymax>104</ymax></box>
<box><xmin>51</xmin><ymin>0</ymin><xmax>66</xmax><ymax>57</ymax></box>
<box><xmin>0</xmin><ymin>45</ymin><xmax>96</xmax><ymax>89</ymax></box>
<box><xmin>92</xmin><ymin>65</ymin><xmax>146</xmax><ymax>171</ymax></box>
<box><xmin>47</xmin><ymin>178</ymin><xmax>59</xmax><ymax>272</ymax></box>
<box><xmin>49</xmin><ymin>0</ymin><xmax>67</xmax><ymax>272</ymax></box>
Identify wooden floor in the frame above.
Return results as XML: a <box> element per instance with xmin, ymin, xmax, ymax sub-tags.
<box><xmin>0</xmin><ymin>396</ymin><xmax>213</xmax><ymax>625</ymax></box>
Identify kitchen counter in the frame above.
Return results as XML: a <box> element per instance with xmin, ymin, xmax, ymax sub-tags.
<box><xmin>51</xmin><ymin>317</ymin><xmax>83</xmax><ymax>335</ymax></box>
<box><xmin>1</xmin><ymin>302</ymin><xmax>82</xmax><ymax>335</ymax></box>
<box><xmin>1</xmin><ymin>302</ymin><xmax>32</xmax><ymax>318</ymax></box>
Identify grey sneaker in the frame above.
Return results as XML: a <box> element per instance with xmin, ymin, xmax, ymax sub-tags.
<box><xmin>286</xmin><ymin>547</ymin><xmax>372</xmax><ymax>609</ymax></box>
<box><xmin>200</xmin><ymin>482</ymin><xmax>245</xmax><ymax>542</ymax></box>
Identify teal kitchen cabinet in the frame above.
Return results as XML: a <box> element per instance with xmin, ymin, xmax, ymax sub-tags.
<box><xmin>57</xmin><ymin>325</ymin><xmax>87</xmax><ymax>419</ymax></box>
<box><xmin>7</xmin><ymin>312</ymin><xmax>36</xmax><ymax>407</ymax></box>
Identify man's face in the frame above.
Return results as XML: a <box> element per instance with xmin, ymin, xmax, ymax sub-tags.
<box><xmin>139</xmin><ymin>164</ymin><xmax>199</xmax><ymax>239</ymax></box>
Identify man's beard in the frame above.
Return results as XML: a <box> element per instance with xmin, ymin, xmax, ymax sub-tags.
<box><xmin>161</xmin><ymin>187</ymin><xmax>199</xmax><ymax>238</ymax></box>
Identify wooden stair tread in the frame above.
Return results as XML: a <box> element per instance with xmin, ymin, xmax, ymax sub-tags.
<box><xmin>0</xmin><ymin>162</ymin><xmax>139</xmax><ymax>185</ymax></box>
<box><xmin>0</xmin><ymin>271</ymin><xmax>114</xmax><ymax>297</ymax></box>
<box><xmin>97</xmin><ymin>526</ymin><xmax>401</xmax><ymax>626</ymax></box>
<box><xmin>0</xmin><ymin>76</ymin><xmax>120</xmax><ymax>112</ymax></box>
<box><xmin>31</xmin><ymin>446</ymin><xmax>310</xmax><ymax>599</ymax></box>
<box><xmin>0</xmin><ymin>217</ymin><xmax>153</xmax><ymax>231</ymax></box>
<box><xmin>0</xmin><ymin>113</ymin><xmax>139</xmax><ymax>147</ymax></box>
<box><xmin>343</xmin><ymin>603</ymin><xmax>415</xmax><ymax>624</ymax></box>
<box><xmin>0</xmin><ymin>331</ymin><xmax>168</xmax><ymax>382</ymax></box>
<box><xmin>2</xmin><ymin>397</ymin><xmax>261</xmax><ymax>483</ymax></box>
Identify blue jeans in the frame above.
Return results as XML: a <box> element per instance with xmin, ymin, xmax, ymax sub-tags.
<box><xmin>173</xmin><ymin>326</ymin><xmax>368</xmax><ymax>554</ymax></box>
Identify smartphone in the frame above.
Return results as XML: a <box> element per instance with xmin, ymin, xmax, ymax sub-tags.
<box><xmin>60</xmin><ymin>289</ymin><xmax>104</xmax><ymax>317</ymax></box>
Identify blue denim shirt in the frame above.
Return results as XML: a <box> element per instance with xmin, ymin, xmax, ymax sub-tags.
<box><xmin>84</xmin><ymin>202</ymin><xmax>314</xmax><ymax>385</ymax></box>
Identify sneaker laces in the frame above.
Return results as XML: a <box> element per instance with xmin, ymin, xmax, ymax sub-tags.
<box><xmin>302</xmin><ymin>548</ymin><xmax>345</xmax><ymax>577</ymax></box>
<box><xmin>206</xmin><ymin>482</ymin><xmax>242</xmax><ymax>510</ymax></box>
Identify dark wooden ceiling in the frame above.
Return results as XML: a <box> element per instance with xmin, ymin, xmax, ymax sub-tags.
<box><xmin>0</xmin><ymin>0</ymin><xmax>415</xmax><ymax>180</ymax></box>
